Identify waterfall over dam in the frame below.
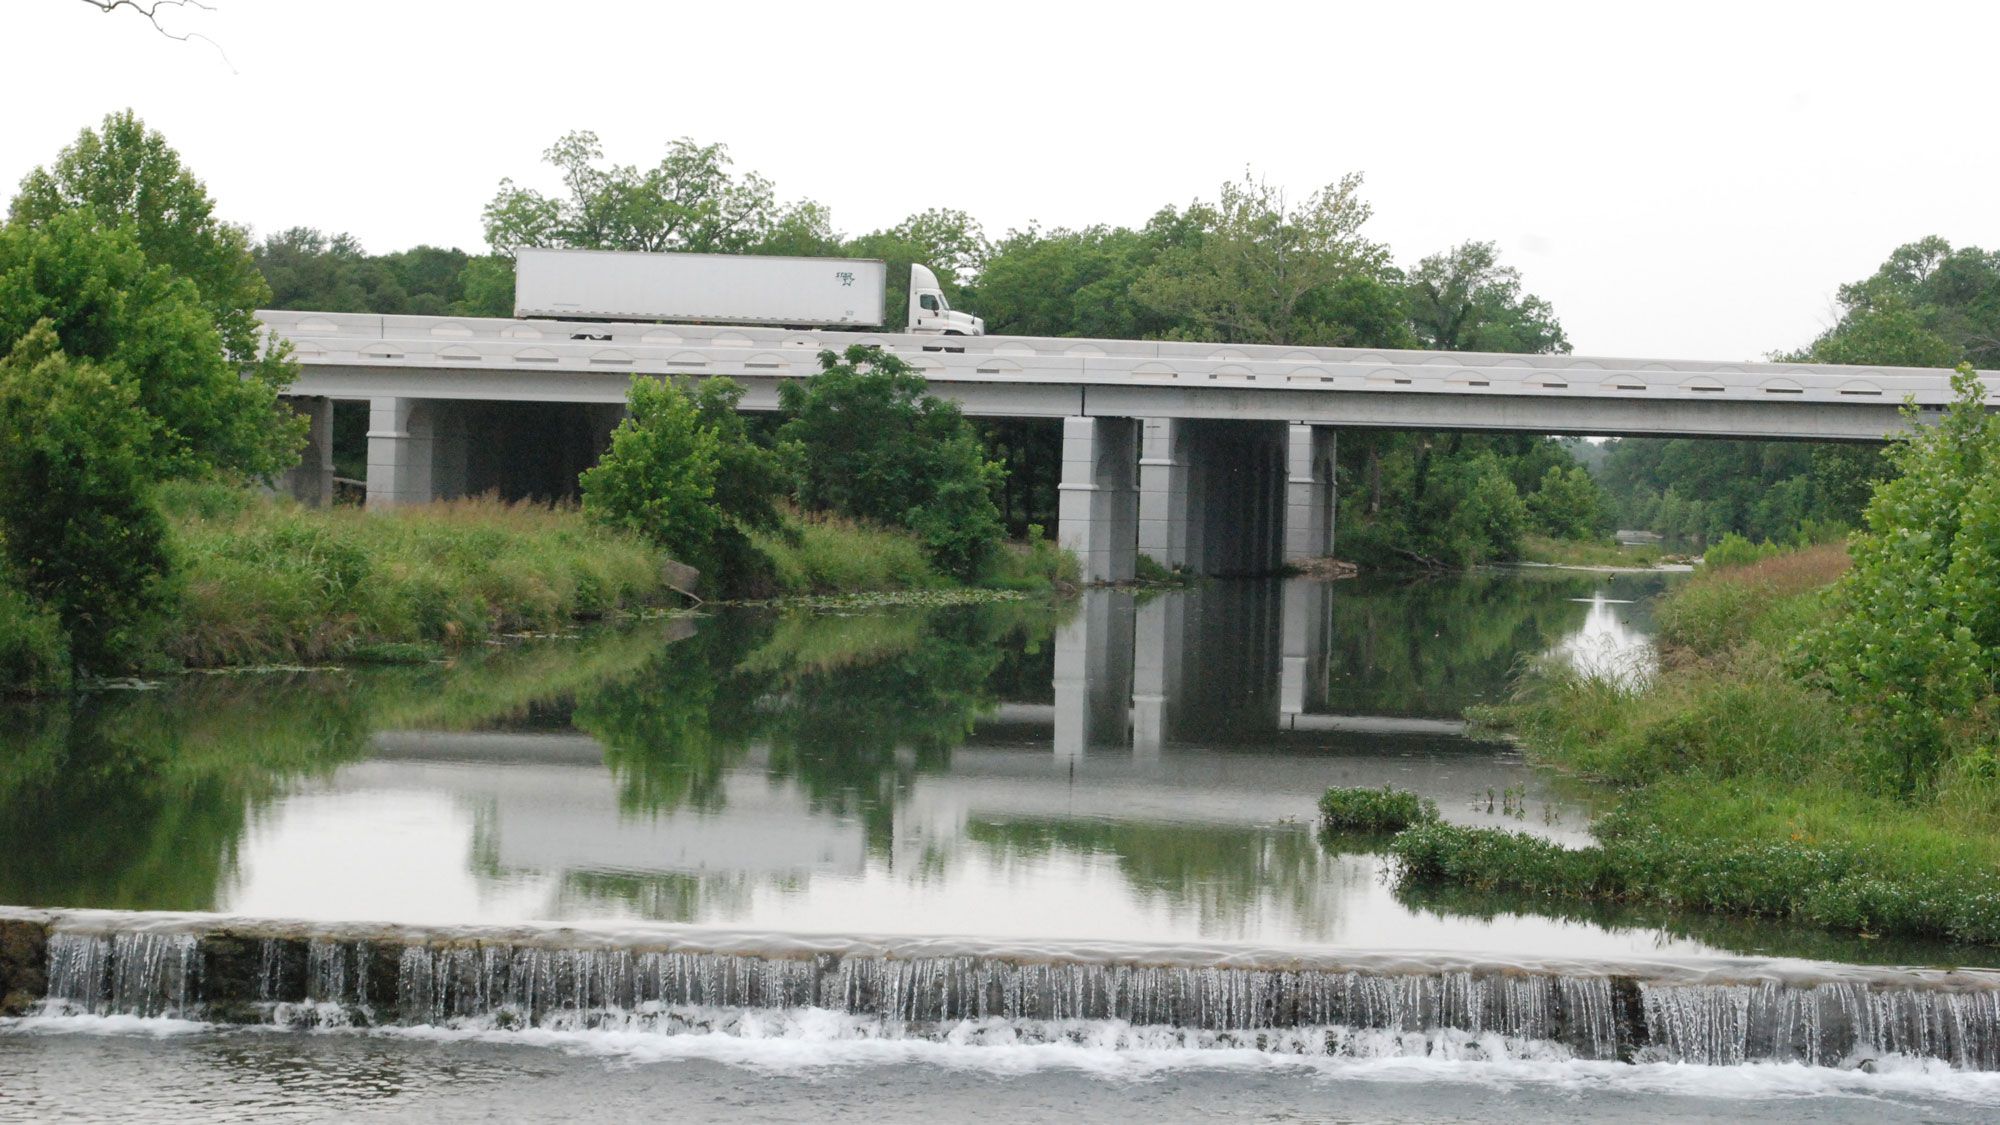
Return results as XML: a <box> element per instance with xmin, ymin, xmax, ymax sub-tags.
<box><xmin>5</xmin><ymin>909</ymin><xmax>1999</xmax><ymax>1071</ymax></box>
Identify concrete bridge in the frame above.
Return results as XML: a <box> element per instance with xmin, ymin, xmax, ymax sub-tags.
<box><xmin>262</xmin><ymin>310</ymin><xmax>1994</xmax><ymax>580</ymax></box>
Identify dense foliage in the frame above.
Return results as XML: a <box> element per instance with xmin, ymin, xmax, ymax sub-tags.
<box><xmin>579</xmin><ymin>376</ymin><xmax>724</xmax><ymax>570</ymax></box>
<box><xmin>1</xmin><ymin>113</ymin><xmax>304</xmax><ymax>681</ymax></box>
<box><xmin>778</xmin><ymin>346</ymin><xmax>1004</xmax><ymax>579</ymax></box>
<box><xmin>1799</xmin><ymin>365</ymin><xmax>2000</xmax><ymax>790</ymax></box>
<box><xmin>0</xmin><ymin>326</ymin><xmax>170</xmax><ymax>674</ymax></box>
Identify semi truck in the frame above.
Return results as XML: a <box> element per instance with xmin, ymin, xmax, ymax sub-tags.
<box><xmin>513</xmin><ymin>248</ymin><xmax>983</xmax><ymax>336</ymax></box>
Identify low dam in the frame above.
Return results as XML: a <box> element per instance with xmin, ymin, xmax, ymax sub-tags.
<box><xmin>9</xmin><ymin>908</ymin><xmax>2000</xmax><ymax>1071</ymax></box>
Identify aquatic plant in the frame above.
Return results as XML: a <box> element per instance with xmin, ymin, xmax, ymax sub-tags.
<box><xmin>1317</xmin><ymin>786</ymin><xmax>1438</xmax><ymax>834</ymax></box>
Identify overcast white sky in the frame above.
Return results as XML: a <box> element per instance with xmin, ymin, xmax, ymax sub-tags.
<box><xmin>5</xmin><ymin>0</ymin><xmax>1993</xmax><ymax>360</ymax></box>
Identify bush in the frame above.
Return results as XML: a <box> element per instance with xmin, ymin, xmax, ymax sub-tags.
<box><xmin>1526</xmin><ymin>465</ymin><xmax>1610</xmax><ymax>540</ymax></box>
<box><xmin>580</xmin><ymin>376</ymin><xmax>723</xmax><ymax>571</ymax></box>
<box><xmin>1318</xmin><ymin>786</ymin><xmax>1438</xmax><ymax>833</ymax></box>
<box><xmin>1702</xmin><ymin>532</ymin><xmax>1784</xmax><ymax>569</ymax></box>
<box><xmin>779</xmin><ymin>345</ymin><xmax>1005</xmax><ymax>579</ymax></box>
<box><xmin>1800</xmin><ymin>364</ymin><xmax>2000</xmax><ymax>790</ymax></box>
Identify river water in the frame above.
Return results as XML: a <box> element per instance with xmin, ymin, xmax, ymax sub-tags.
<box><xmin>2</xmin><ymin>571</ymin><xmax>1997</xmax><ymax>1120</ymax></box>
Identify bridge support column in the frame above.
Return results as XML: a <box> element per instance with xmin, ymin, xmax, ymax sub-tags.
<box><xmin>1284</xmin><ymin>424</ymin><xmax>1337</xmax><ymax>562</ymax></box>
<box><xmin>280</xmin><ymin>396</ymin><xmax>335</xmax><ymax>507</ymax></box>
<box><xmin>1138</xmin><ymin>419</ymin><xmax>1189</xmax><ymax>570</ymax></box>
<box><xmin>1058</xmin><ymin>416</ymin><xmax>1138</xmax><ymax>584</ymax></box>
<box><xmin>366</xmin><ymin>397</ymin><xmax>434</xmax><ymax>508</ymax></box>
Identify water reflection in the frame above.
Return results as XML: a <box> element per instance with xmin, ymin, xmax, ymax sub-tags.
<box><xmin>23</xmin><ymin>569</ymin><xmax>1929</xmax><ymax>964</ymax></box>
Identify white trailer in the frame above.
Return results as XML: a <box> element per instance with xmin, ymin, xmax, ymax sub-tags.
<box><xmin>513</xmin><ymin>248</ymin><xmax>888</xmax><ymax>327</ymax></box>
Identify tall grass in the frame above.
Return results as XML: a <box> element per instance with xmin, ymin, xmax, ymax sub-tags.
<box><xmin>750</xmin><ymin>510</ymin><xmax>939</xmax><ymax>596</ymax></box>
<box><xmin>169</xmin><ymin>493</ymin><xmax>668</xmax><ymax>666</ymax></box>
<box><xmin>0</xmin><ymin>577</ymin><xmax>69</xmax><ymax>693</ymax></box>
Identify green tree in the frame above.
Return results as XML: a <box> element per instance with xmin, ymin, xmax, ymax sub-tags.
<box><xmin>975</xmin><ymin>221</ymin><xmax>1192</xmax><ymax>341</ymax></box>
<box><xmin>1800</xmin><ymin>365</ymin><xmax>2000</xmax><ymax>792</ymax></box>
<box><xmin>1526</xmin><ymin>465</ymin><xmax>1611</xmax><ymax>540</ymax></box>
<box><xmin>482</xmin><ymin>131</ymin><xmax>812</xmax><ymax>256</ymax></box>
<box><xmin>0</xmin><ymin>324</ymin><xmax>171</xmax><ymax>675</ymax></box>
<box><xmin>1130</xmin><ymin>172</ymin><xmax>1395</xmax><ymax>346</ymax></box>
<box><xmin>580</xmin><ymin>376</ymin><xmax>723</xmax><ymax>569</ymax></box>
<box><xmin>1406</xmin><ymin>241</ymin><xmax>1570</xmax><ymax>353</ymax></box>
<box><xmin>0</xmin><ymin>212</ymin><xmax>302</xmax><ymax>479</ymax></box>
<box><xmin>1797</xmin><ymin>237</ymin><xmax>2000</xmax><ymax>368</ymax></box>
<box><xmin>10</xmin><ymin>110</ymin><xmax>289</xmax><ymax>390</ymax></box>
<box><xmin>779</xmin><ymin>345</ymin><xmax>1004</xmax><ymax>578</ymax></box>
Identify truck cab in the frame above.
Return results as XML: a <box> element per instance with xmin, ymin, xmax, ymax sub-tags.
<box><xmin>908</xmin><ymin>264</ymin><xmax>984</xmax><ymax>336</ymax></box>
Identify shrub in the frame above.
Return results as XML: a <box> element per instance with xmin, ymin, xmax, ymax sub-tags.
<box><xmin>779</xmin><ymin>345</ymin><xmax>1005</xmax><ymax>579</ymax></box>
<box><xmin>1800</xmin><ymin>364</ymin><xmax>2000</xmax><ymax>790</ymax></box>
<box><xmin>580</xmin><ymin>376</ymin><xmax>722</xmax><ymax>571</ymax></box>
<box><xmin>1702</xmin><ymin>532</ymin><xmax>1784</xmax><ymax>569</ymax></box>
<box><xmin>1318</xmin><ymin>786</ymin><xmax>1439</xmax><ymax>833</ymax></box>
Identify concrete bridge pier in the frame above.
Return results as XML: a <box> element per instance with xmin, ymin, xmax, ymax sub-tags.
<box><xmin>1284</xmin><ymin>425</ymin><xmax>1338</xmax><ymax>562</ymax></box>
<box><xmin>1058</xmin><ymin>417</ymin><xmax>1140</xmax><ymax>583</ymax></box>
<box><xmin>280</xmin><ymin>396</ymin><xmax>335</xmax><ymax>506</ymax></box>
<box><xmin>1138</xmin><ymin>419</ymin><xmax>1191</xmax><ymax>570</ymax></box>
<box><xmin>366</xmin><ymin>397</ymin><xmax>472</xmax><ymax>508</ymax></box>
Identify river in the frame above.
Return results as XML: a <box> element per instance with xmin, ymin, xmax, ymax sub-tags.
<box><xmin>2</xmin><ymin>571</ymin><xmax>1997</xmax><ymax>1121</ymax></box>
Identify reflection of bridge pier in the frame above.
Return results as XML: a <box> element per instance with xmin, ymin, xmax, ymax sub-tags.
<box><xmin>1133</xmin><ymin>592</ymin><xmax>1189</xmax><ymax>759</ymax></box>
<box><xmin>1041</xmin><ymin>576</ymin><xmax>1489</xmax><ymax>754</ymax></box>
<box><xmin>1280</xmin><ymin>579</ymin><xmax>1332</xmax><ymax>726</ymax></box>
<box><xmin>1052</xmin><ymin>589</ymin><xmax>1135</xmax><ymax>762</ymax></box>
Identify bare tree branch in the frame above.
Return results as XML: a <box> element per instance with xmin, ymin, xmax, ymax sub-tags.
<box><xmin>74</xmin><ymin>0</ymin><xmax>236</xmax><ymax>71</ymax></box>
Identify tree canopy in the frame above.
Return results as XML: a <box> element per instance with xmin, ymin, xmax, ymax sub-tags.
<box><xmin>0</xmin><ymin>323</ymin><xmax>171</xmax><ymax>674</ymax></box>
<box><xmin>0</xmin><ymin>210</ymin><xmax>301</xmax><ymax>479</ymax></box>
<box><xmin>1129</xmin><ymin>172</ymin><xmax>1396</xmax><ymax>347</ymax></box>
<box><xmin>1407</xmin><ymin>241</ymin><xmax>1570</xmax><ymax>354</ymax></box>
<box><xmin>11</xmin><ymin>110</ymin><xmax>279</xmax><ymax>378</ymax></box>
<box><xmin>481</xmin><ymin>131</ymin><xmax>815</xmax><ymax>257</ymax></box>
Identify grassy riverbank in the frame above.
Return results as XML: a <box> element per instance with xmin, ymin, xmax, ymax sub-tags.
<box><xmin>1423</xmin><ymin>544</ymin><xmax>2000</xmax><ymax>946</ymax></box>
<box><xmin>0</xmin><ymin>488</ymin><xmax>1078</xmax><ymax>692</ymax></box>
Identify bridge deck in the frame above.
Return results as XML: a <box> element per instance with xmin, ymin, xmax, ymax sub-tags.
<box><xmin>263</xmin><ymin>310</ymin><xmax>1994</xmax><ymax>440</ymax></box>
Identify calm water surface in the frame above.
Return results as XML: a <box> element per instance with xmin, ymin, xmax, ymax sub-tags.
<box><xmin>8</xmin><ymin>570</ymin><xmax>1997</xmax><ymax>1119</ymax></box>
<box><xmin>4</xmin><ymin>572</ymin><xmax>1684</xmax><ymax>956</ymax></box>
